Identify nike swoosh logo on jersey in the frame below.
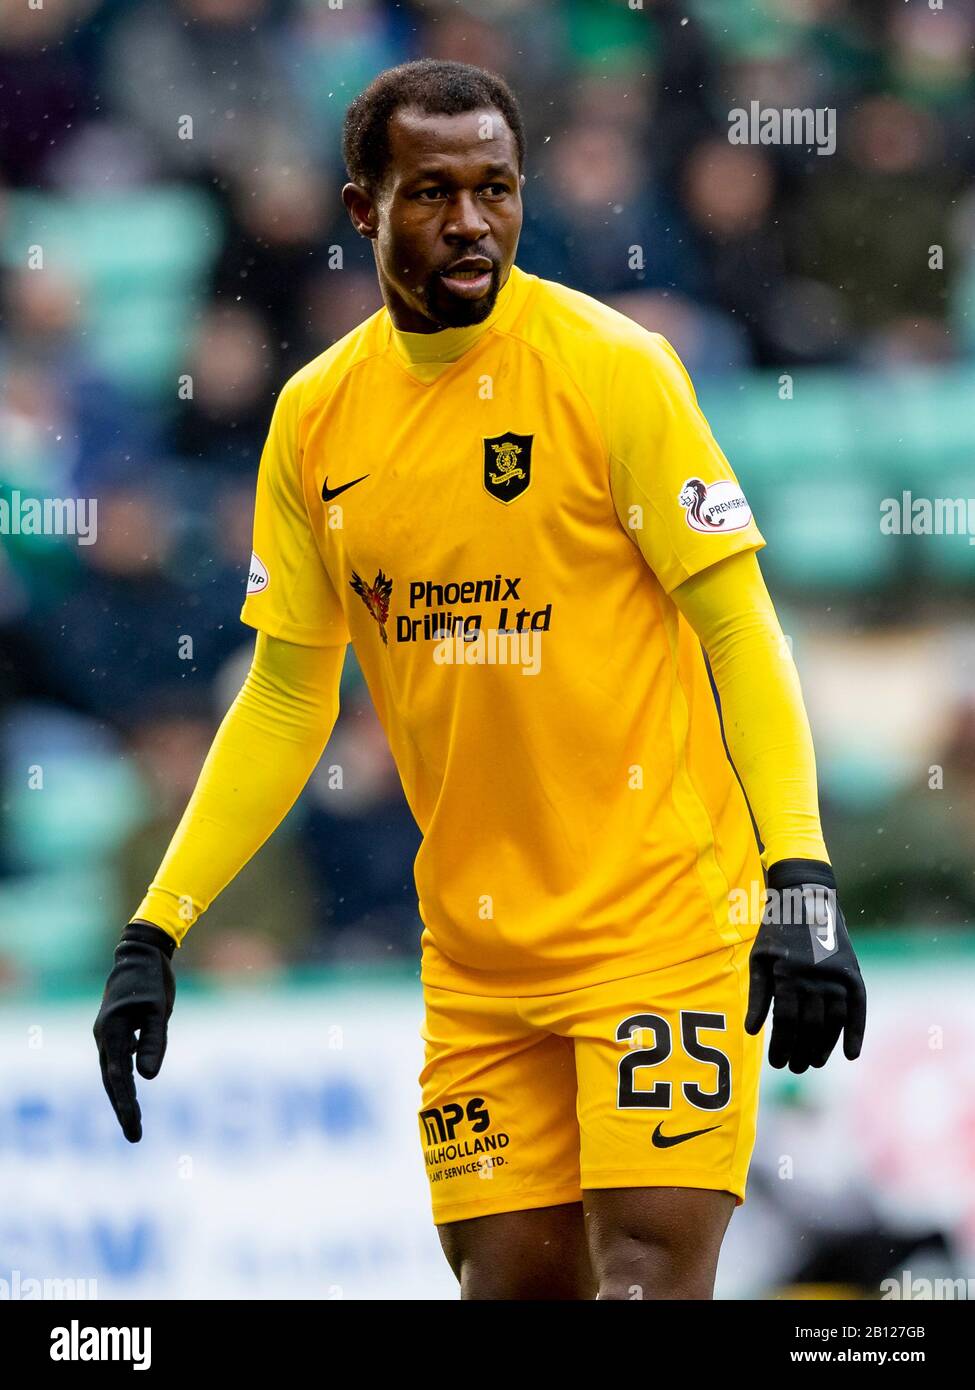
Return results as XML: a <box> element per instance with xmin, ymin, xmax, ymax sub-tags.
<box><xmin>322</xmin><ymin>474</ymin><xmax>369</xmax><ymax>502</ymax></box>
<box><xmin>651</xmin><ymin>1122</ymin><xmax>721</xmax><ymax>1149</ymax></box>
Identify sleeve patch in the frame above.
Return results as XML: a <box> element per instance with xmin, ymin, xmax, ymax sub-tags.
<box><xmin>678</xmin><ymin>478</ymin><xmax>753</xmax><ymax>534</ymax></box>
<box><xmin>246</xmin><ymin>551</ymin><xmax>270</xmax><ymax>595</ymax></box>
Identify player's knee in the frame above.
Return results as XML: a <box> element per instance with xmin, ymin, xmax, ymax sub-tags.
<box><xmin>444</xmin><ymin>1239</ymin><xmax>593</xmax><ymax>1300</ymax></box>
<box><xmin>597</xmin><ymin>1270</ymin><xmax>715</xmax><ymax>1300</ymax></box>
<box><xmin>592</xmin><ymin>1234</ymin><xmax>717</xmax><ymax>1301</ymax></box>
<box><xmin>442</xmin><ymin>1238</ymin><xmax>592</xmax><ymax>1300</ymax></box>
<box><xmin>459</xmin><ymin>1262</ymin><xmax>589</xmax><ymax>1300</ymax></box>
<box><xmin>439</xmin><ymin>1204</ymin><xmax>594</xmax><ymax>1300</ymax></box>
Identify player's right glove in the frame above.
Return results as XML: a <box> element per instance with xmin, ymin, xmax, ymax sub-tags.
<box><xmin>93</xmin><ymin>921</ymin><xmax>176</xmax><ymax>1142</ymax></box>
<box><xmin>744</xmin><ymin>858</ymin><xmax>866</xmax><ymax>1073</ymax></box>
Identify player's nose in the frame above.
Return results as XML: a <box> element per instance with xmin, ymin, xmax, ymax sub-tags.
<box><xmin>443</xmin><ymin>191</ymin><xmax>490</xmax><ymax>241</ymax></box>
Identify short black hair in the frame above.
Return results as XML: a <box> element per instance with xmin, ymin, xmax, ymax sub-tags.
<box><xmin>342</xmin><ymin>59</ymin><xmax>526</xmax><ymax>193</ymax></box>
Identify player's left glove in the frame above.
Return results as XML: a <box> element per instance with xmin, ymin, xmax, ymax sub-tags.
<box><xmin>93</xmin><ymin>921</ymin><xmax>176</xmax><ymax>1142</ymax></box>
<box><xmin>744</xmin><ymin>858</ymin><xmax>866</xmax><ymax>1073</ymax></box>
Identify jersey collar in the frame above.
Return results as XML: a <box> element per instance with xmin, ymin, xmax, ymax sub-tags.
<box><xmin>387</xmin><ymin>264</ymin><xmax>532</xmax><ymax>374</ymax></box>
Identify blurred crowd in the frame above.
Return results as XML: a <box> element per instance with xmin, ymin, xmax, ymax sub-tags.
<box><xmin>1</xmin><ymin>0</ymin><xmax>974</xmax><ymax>988</ymax></box>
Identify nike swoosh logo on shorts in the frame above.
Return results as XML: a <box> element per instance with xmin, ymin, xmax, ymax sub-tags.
<box><xmin>651</xmin><ymin>1122</ymin><xmax>721</xmax><ymax>1149</ymax></box>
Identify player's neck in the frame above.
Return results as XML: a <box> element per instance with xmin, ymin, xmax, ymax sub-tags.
<box><xmin>389</xmin><ymin>267</ymin><xmax>520</xmax><ymax>367</ymax></box>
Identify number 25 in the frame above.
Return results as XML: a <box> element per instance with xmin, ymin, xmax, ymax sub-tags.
<box><xmin>616</xmin><ymin>1011</ymin><xmax>731</xmax><ymax>1112</ymax></box>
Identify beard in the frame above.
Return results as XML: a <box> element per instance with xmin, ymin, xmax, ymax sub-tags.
<box><xmin>418</xmin><ymin>260</ymin><xmax>502</xmax><ymax>328</ymax></box>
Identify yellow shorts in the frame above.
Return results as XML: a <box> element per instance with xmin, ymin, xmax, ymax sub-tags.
<box><xmin>418</xmin><ymin>938</ymin><xmax>763</xmax><ymax>1225</ymax></box>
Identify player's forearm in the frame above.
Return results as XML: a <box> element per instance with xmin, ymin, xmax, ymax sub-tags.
<box><xmin>131</xmin><ymin>632</ymin><xmax>345</xmax><ymax>944</ymax></box>
<box><xmin>671</xmin><ymin>551</ymin><xmax>829</xmax><ymax>871</ymax></box>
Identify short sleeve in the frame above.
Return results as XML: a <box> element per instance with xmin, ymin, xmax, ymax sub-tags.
<box><xmin>607</xmin><ymin>334</ymin><xmax>765</xmax><ymax>594</ymax></box>
<box><xmin>240</xmin><ymin>377</ymin><xmax>351</xmax><ymax>646</ymax></box>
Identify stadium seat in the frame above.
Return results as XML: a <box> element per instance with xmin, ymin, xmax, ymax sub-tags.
<box><xmin>1</xmin><ymin>188</ymin><xmax>221</xmax><ymax>398</ymax></box>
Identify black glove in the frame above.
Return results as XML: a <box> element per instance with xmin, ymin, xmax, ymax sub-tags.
<box><xmin>745</xmin><ymin>859</ymin><xmax>866</xmax><ymax>1073</ymax></box>
<box><xmin>93</xmin><ymin>921</ymin><xmax>176</xmax><ymax>1142</ymax></box>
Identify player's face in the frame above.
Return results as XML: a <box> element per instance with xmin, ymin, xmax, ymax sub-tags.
<box><xmin>344</xmin><ymin>106</ymin><xmax>524</xmax><ymax>332</ymax></box>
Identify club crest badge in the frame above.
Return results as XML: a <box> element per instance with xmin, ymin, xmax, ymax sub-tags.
<box><xmin>483</xmin><ymin>432</ymin><xmax>533</xmax><ymax>504</ymax></box>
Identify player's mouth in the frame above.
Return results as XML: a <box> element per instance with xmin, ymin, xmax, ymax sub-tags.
<box><xmin>439</xmin><ymin>257</ymin><xmax>494</xmax><ymax>299</ymax></box>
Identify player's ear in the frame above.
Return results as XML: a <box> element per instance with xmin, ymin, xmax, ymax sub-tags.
<box><xmin>342</xmin><ymin>182</ymin><xmax>379</xmax><ymax>240</ymax></box>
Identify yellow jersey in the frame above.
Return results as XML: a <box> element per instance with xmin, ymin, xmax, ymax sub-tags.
<box><xmin>241</xmin><ymin>264</ymin><xmax>767</xmax><ymax>995</ymax></box>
